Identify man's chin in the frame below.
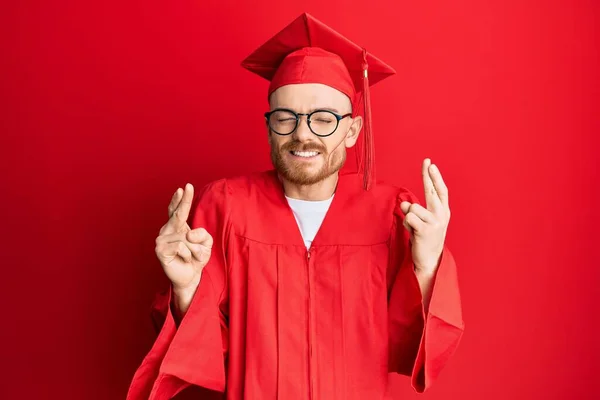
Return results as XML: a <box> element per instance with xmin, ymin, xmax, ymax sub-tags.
<box><xmin>277</xmin><ymin>166</ymin><xmax>328</xmax><ymax>186</ymax></box>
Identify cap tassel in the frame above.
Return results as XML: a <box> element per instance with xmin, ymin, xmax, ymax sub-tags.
<box><xmin>361</xmin><ymin>49</ymin><xmax>375</xmax><ymax>190</ymax></box>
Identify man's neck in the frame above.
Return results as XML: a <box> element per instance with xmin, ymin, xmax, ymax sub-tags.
<box><xmin>280</xmin><ymin>172</ymin><xmax>339</xmax><ymax>201</ymax></box>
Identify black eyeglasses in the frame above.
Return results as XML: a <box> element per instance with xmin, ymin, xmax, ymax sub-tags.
<box><xmin>264</xmin><ymin>108</ymin><xmax>352</xmax><ymax>137</ymax></box>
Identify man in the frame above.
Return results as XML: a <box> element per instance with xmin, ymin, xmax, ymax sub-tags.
<box><xmin>127</xmin><ymin>13</ymin><xmax>464</xmax><ymax>400</ymax></box>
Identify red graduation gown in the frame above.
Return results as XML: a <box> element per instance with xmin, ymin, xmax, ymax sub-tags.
<box><xmin>127</xmin><ymin>170</ymin><xmax>464</xmax><ymax>400</ymax></box>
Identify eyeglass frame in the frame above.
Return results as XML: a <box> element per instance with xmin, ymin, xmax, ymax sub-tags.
<box><xmin>264</xmin><ymin>108</ymin><xmax>353</xmax><ymax>137</ymax></box>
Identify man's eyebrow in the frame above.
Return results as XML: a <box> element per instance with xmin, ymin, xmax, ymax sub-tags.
<box><xmin>315</xmin><ymin>107</ymin><xmax>340</xmax><ymax>113</ymax></box>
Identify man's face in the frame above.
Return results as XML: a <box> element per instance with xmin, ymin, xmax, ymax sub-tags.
<box><xmin>267</xmin><ymin>83</ymin><xmax>362</xmax><ymax>185</ymax></box>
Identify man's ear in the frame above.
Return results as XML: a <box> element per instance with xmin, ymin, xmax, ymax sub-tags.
<box><xmin>344</xmin><ymin>115</ymin><xmax>363</xmax><ymax>148</ymax></box>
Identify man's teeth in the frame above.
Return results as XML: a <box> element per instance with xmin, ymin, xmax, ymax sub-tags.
<box><xmin>293</xmin><ymin>151</ymin><xmax>319</xmax><ymax>157</ymax></box>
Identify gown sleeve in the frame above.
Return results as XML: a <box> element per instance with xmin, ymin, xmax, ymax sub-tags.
<box><xmin>387</xmin><ymin>187</ymin><xmax>465</xmax><ymax>393</ymax></box>
<box><xmin>126</xmin><ymin>179</ymin><xmax>232</xmax><ymax>400</ymax></box>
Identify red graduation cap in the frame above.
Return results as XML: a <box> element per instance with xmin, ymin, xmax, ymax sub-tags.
<box><xmin>241</xmin><ymin>12</ymin><xmax>396</xmax><ymax>190</ymax></box>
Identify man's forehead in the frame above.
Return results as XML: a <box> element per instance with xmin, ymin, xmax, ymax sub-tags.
<box><xmin>269</xmin><ymin>83</ymin><xmax>352</xmax><ymax>110</ymax></box>
<box><xmin>270</xmin><ymin>106</ymin><xmax>344</xmax><ymax>114</ymax></box>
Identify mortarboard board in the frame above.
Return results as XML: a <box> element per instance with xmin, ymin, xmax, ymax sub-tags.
<box><xmin>241</xmin><ymin>12</ymin><xmax>396</xmax><ymax>190</ymax></box>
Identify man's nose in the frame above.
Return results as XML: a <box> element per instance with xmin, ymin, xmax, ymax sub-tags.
<box><xmin>292</xmin><ymin>115</ymin><xmax>313</xmax><ymax>141</ymax></box>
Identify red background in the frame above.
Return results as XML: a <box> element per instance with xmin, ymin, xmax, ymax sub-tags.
<box><xmin>1</xmin><ymin>0</ymin><xmax>599</xmax><ymax>399</ymax></box>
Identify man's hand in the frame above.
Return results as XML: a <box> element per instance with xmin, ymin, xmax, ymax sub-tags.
<box><xmin>400</xmin><ymin>158</ymin><xmax>451</xmax><ymax>276</ymax></box>
<box><xmin>155</xmin><ymin>183</ymin><xmax>213</xmax><ymax>315</ymax></box>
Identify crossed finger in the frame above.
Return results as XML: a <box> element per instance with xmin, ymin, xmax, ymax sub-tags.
<box><xmin>163</xmin><ymin>183</ymin><xmax>194</xmax><ymax>235</ymax></box>
<box><xmin>422</xmin><ymin>158</ymin><xmax>441</xmax><ymax>211</ymax></box>
<box><xmin>429</xmin><ymin>163</ymin><xmax>449</xmax><ymax>209</ymax></box>
<box><xmin>168</xmin><ymin>188</ymin><xmax>183</xmax><ymax>218</ymax></box>
<box><xmin>423</xmin><ymin>159</ymin><xmax>450</xmax><ymax>212</ymax></box>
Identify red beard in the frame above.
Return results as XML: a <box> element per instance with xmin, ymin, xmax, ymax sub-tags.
<box><xmin>270</xmin><ymin>138</ymin><xmax>346</xmax><ymax>185</ymax></box>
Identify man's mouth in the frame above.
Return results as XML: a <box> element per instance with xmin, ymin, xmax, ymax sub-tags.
<box><xmin>290</xmin><ymin>150</ymin><xmax>320</xmax><ymax>158</ymax></box>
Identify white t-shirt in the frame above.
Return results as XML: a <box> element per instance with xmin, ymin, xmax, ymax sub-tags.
<box><xmin>285</xmin><ymin>194</ymin><xmax>334</xmax><ymax>250</ymax></box>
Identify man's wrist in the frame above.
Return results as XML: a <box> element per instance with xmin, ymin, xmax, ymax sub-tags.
<box><xmin>414</xmin><ymin>264</ymin><xmax>437</xmax><ymax>278</ymax></box>
<box><xmin>172</xmin><ymin>275</ymin><xmax>201</xmax><ymax>317</ymax></box>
